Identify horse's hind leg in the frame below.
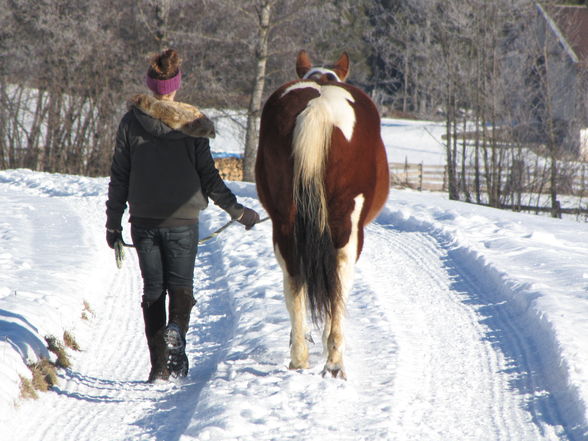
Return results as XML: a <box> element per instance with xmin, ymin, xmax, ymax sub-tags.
<box><xmin>285</xmin><ymin>276</ymin><xmax>309</xmax><ymax>369</ymax></box>
<box><xmin>322</xmin><ymin>194</ymin><xmax>364</xmax><ymax>380</ymax></box>
<box><xmin>322</xmin><ymin>293</ymin><xmax>347</xmax><ymax>379</ymax></box>
<box><xmin>322</xmin><ymin>251</ymin><xmax>355</xmax><ymax>379</ymax></box>
<box><xmin>275</xmin><ymin>245</ymin><xmax>309</xmax><ymax>369</ymax></box>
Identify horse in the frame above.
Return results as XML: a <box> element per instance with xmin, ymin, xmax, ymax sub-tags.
<box><xmin>255</xmin><ymin>50</ymin><xmax>389</xmax><ymax>379</ymax></box>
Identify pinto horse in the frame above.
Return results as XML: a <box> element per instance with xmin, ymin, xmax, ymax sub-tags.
<box><xmin>255</xmin><ymin>50</ymin><xmax>389</xmax><ymax>379</ymax></box>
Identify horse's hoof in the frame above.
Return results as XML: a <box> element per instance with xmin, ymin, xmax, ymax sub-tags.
<box><xmin>321</xmin><ymin>365</ymin><xmax>347</xmax><ymax>380</ymax></box>
<box><xmin>289</xmin><ymin>361</ymin><xmax>309</xmax><ymax>370</ymax></box>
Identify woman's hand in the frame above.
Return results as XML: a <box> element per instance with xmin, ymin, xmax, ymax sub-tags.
<box><xmin>236</xmin><ymin>207</ymin><xmax>260</xmax><ymax>230</ymax></box>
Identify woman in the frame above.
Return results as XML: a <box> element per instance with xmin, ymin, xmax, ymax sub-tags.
<box><xmin>105</xmin><ymin>49</ymin><xmax>259</xmax><ymax>383</ymax></box>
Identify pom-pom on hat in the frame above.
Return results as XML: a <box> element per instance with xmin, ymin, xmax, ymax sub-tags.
<box><xmin>146</xmin><ymin>49</ymin><xmax>182</xmax><ymax>95</ymax></box>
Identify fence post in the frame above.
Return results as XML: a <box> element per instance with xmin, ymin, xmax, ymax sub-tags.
<box><xmin>418</xmin><ymin>162</ymin><xmax>423</xmax><ymax>191</ymax></box>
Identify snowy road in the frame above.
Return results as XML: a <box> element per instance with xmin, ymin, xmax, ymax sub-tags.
<box><xmin>1</xmin><ymin>173</ymin><xmax>586</xmax><ymax>440</ymax></box>
<box><xmin>359</xmin><ymin>222</ymin><xmax>568</xmax><ymax>440</ymax></box>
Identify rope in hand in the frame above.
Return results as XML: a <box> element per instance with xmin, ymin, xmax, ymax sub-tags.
<box><xmin>114</xmin><ymin>216</ymin><xmax>270</xmax><ymax>269</ymax></box>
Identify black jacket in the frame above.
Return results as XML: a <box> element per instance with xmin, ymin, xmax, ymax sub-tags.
<box><xmin>106</xmin><ymin>97</ymin><xmax>243</xmax><ymax>230</ymax></box>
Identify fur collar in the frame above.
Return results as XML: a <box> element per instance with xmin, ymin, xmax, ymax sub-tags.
<box><xmin>129</xmin><ymin>94</ymin><xmax>215</xmax><ymax>139</ymax></box>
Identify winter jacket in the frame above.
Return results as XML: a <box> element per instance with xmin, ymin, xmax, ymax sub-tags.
<box><xmin>106</xmin><ymin>94</ymin><xmax>244</xmax><ymax>230</ymax></box>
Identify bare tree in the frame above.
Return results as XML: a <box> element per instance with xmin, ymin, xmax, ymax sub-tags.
<box><xmin>1</xmin><ymin>0</ymin><xmax>134</xmax><ymax>175</ymax></box>
<box><xmin>136</xmin><ymin>0</ymin><xmax>173</xmax><ymax>52</ymax></box>
<box><xmin>242</xmin><ymin>0</ymin><xmax>273</xmax><ymax>182</ymax></box>
<box><xmin>369</xmin><ymin>0</ymin><xmax>573</xmax><ymax>212</ymax></box>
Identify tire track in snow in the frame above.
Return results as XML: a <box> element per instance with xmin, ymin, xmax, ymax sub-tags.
<box><xmin>437</xmin><ymin>234</ymin><xmax>577</xmax><ymax>440</ymax></box>
<box><xmin>358</xmin><ymin>219</ymin><xmax>569</xmax><ymax>440</ymax></box>
<box><xmin>10</xmin><ymin>226</ymin><xmax>163</xmax><ymax>441</ymax></box>
<box><xmin>359</xmin><ymin>224</ymin><xmax>510</xmax><ymax>440</ymax></box>
<box><xmin>51</xmin><ymin>255</ymin><xmax>154</xmax><ymax>441</ymax></box>
<box><xmin>0</xmin><ymin>193</ymin><xmax>149</xmax><ymax>441</ymax></box>
<box><xmin>339</xmin><ymin>277</ymin><xmax>400</xmax><ymax>439</ymax></box>
<box><xmin>389</xmin><ymin>230</ymin><xmax>512</xmax><ymax>438</ymax></box>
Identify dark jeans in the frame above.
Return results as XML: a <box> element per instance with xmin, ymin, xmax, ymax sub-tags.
<box><xmin>131</xmin><ymin>223</ymin><xmax>198</xmax><ymax>303</ymax></box>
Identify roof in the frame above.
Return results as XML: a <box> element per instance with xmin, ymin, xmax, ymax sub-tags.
<box><xmin>543</xmin><ymin>4</ymin><xmax>588</xmax><ymax>65</ymax></box>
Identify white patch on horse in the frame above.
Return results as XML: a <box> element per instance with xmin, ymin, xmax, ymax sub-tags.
<box><xmin>280</xmin><ymin>81</ymin><xmax>321</xmax><ymax>98</ymax></box>
<box><xmin>320</xmin><ymin>85</ymin><xmax>356</xmax><ymax>142</ymax></box>
<box><xmin>336</xmin><ymin>194</ymin><xmax>364</xmax><ymax>307</ymax></box>
<box><xmin>290</xmin><ymin>84</ymin><xmax>357</xmax><ymax>231</ymax></box>
<box><xmin>302</xmin><ymin>67</ymin><xmax>341</xmax><ymax>82</ymax></box>
<box><xmin>281</xmin><ymin>84</ymin><xmax>356</xmax><ymax>142</ymax></box>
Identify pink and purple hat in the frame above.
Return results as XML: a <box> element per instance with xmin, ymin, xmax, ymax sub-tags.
<box><xmin>145</xmin><ymin>70</ymin><xmax>182</xmax><ymax>95</ymax></box>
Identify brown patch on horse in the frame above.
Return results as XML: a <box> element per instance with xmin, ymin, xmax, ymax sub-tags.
<box><xmin>129</xmin><ymin>94</ymin><xmax>215</xmax><ymax>138</ymax></box>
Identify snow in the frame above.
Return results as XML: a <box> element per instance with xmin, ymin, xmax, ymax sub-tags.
<box><xmin>209</xmin><ymin>113</ymin><xmax>448</xmax><ymax>166</ymax></box>
<box><xmin>380</xmin><ymin>118</ymin><xmax>446</xmax><ymax>165</ymax></box>
<box><xmin>0</xmin><ymin>119</ymin><xmax>587</xmax><ymax>440</ymax></box>
<box><xmin>208</xmin><ymin>109</ymin><xmax>248</xmax><ymax>159</ymax></box>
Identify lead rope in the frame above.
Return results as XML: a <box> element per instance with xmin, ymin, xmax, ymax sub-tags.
<box><xmin>114</xmin><ymin>217</ymin><xmax>270</xmax><ymax>269</ymax></box>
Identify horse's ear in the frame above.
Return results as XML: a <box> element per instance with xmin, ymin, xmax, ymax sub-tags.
<box><xmin>296</xmin><ymin>50</ymin><xmax>313</xmax><ymax>79</ymax></box>
<box><xmin>332</xmin><ymin>52</ymin><xmax>350</xmax><ymax>82</ymax></box>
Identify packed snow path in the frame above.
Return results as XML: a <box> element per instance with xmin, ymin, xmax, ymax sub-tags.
<box><xmin>1</xmin><ymin>178</ymin><xmax>581</xmax><ymax>441</ymax></box>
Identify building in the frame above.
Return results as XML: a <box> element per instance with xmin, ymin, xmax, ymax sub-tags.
<box><xmin>535</xmin><ymin>3</ymin><xmax>588</xmax><ymax>159</ymax></box>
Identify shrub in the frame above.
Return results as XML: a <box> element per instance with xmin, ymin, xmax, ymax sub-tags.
<box><xmin>63</xmin><ymin>331</ymin><xmax>81</xmax><ymax>351</ymax></box>
<box><xmin>45</xmin><ymin>336</ymin><xmax>71</xmax><ymax>369</ymax></box>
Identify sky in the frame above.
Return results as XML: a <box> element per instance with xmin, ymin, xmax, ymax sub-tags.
<box><xmin>0</xmin><ymin>119</ymin><xmax>587</xmax><ymax>441</ymax></box>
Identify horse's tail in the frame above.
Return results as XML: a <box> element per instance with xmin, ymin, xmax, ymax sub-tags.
<box><xmin>291</xmin><ymin>96</ymin><xmax>341</xmax><ymax>324</ymax></box>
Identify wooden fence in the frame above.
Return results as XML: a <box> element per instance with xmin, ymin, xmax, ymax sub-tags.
<box><xmin>389</xmin><ymin>162</ymin><xmax>447</xmax><ymax>192</ymax></box>
<box><xmin>389</xmin><ymin>161</ymin><xmax>588</xmax><ymax>197</ymax></box>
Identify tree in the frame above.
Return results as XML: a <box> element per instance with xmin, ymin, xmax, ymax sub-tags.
<box><xmin>1</xmin><ymin>0</ymin><xmax>134</xmax><ymax>175</ymax></box>
<box><xmin>242</xmin><ymin>0</ymin><xmax>273</xmax><ymax>182</ymax></box>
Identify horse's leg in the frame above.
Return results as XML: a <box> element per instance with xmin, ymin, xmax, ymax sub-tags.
<box><xmin>322</xmin><ymin>287</ymin><xmax>347</xmax><ymax>379</ymax></box>
<box><xmin>322</xmin><ymin>194</ymin><xmax>365</xmax><ymax>379</ymax></box>
<box><xmin>275</xmin><ymin>244</ymin><xmax>309</xmax><ymax>369</ymax></box>
<box><xmin>285</xmin><ymin>274</ymin><xmax>309</xmax><ymax>369</ymax></box>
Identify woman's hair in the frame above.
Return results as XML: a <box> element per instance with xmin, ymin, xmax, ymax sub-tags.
<box><xmin>147</xmin><ymin>49</ymin><xmax>182</xmax><ymax>80</ymax></box>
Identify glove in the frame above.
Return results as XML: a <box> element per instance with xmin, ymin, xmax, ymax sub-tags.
<box><xmin>236</xmin><ymin>207</ymin><xmax>260</xmax><ymax>230</ymax></box>
<box><xmin>106</xmin><ymin>228</ymin><xmax>123</xmax><ymax>249</ymax></box>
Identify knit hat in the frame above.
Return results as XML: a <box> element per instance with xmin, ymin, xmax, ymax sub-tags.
<box><xmin>146</xmin><ymin>70</ymin><xmax>182</xmax><ymax>95</ymax></box>
<box><xmin>146</xmin><ymin>49</ymin><xmax>182</xmax><ymax>95</ymax></box>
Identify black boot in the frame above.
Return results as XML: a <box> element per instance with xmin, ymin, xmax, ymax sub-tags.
<box><xmin>164</xmin><ymin>287</ymin><xmax>195</xmax><ymax>378</ymax></box>
<box><xmin>142</xmin><ymin>293</ymin><xmax>170</xmax><ymax>383</ymax></box>
<box><xmin>147</xmin><ymin>330</ymin><xmax>170</xmax><ymax>383</ymax></box>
